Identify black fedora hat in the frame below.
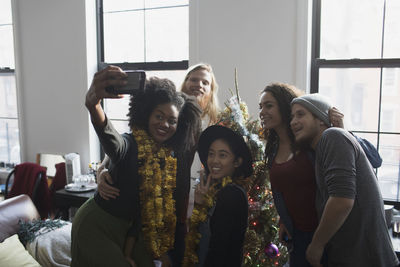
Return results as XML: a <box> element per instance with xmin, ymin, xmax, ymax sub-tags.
<box><xmin>198</xmin><ymin>125</ymin><xmax>253</xmax><ymax>178</ymax></box>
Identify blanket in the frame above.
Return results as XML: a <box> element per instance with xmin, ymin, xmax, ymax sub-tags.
<box><xmin>26</xmin><ymin>222</ymin><xmax>72</xmax><ymax>267</ymax></box>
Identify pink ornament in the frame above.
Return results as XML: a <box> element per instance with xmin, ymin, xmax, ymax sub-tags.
<box><xmin>264</xmin><ymin>243</ymin><xmax>279</xmax><ymax>258</ymax></box>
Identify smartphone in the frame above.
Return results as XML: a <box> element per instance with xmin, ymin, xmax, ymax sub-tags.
<box><xmin>106</xmin><ymin>70</ymin><xmax>146</xmax><ymax>95</ymax></box>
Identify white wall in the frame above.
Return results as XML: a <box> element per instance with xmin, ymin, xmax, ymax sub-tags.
<box><xmin>190</xmin><ymin>0</ymin><xmax>311</xmax><ymax>116</ymax></box>
<box><xmin>12</xmin><ymin>0</ymin><xmax>98</xmax><ymax>173</ymax></box>
<box><xmin>10</xmin><ymin>0</ymin><xmax>311</xmax><ymax>171</ymax></box>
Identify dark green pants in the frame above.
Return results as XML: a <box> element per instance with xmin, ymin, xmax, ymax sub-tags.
<box><xmin>71</xmin><ymin>198</ymin><xmax>155</xmax><ymax>267</ymax></box>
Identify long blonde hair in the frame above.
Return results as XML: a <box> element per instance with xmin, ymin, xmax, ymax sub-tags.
<box><xmin>180</xmin><ymin>63</ymin><xmax>219</xmax><ymax>125</ymax></box>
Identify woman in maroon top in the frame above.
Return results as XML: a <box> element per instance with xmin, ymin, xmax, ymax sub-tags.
<box><xmin>259</xmin><ymin>83</ymin><xmax>343</xmax><ymax>267</ymax></box>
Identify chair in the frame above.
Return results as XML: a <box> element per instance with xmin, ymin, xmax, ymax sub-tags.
<box><xmin>5</xmin><ymin>169</ymin><xmax>42</xmax><ymax>201</ymax></box>
<box><xmin>49</xmin><ymin>162</ymin><xmax>67</xmax><ymax>218</ymax></box>
<box><xmin>49</xmin><ymin>162</ymin><xmax>67</xmax><ymax>196</ymax></box>
<box><xmin>36</xmin><ymin>153</ymin><xmax>65</xmax><ymax>178</ymax></box>
<box><xmin>5</xmin><ymin>162</ymin><xmax>51</xmax><ymax>219</ymax></box>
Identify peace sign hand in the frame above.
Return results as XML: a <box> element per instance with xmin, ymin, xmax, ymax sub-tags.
<box><xmin>194</xmin><ymin>171</ymin><xmax>211</xmax><ymax>205</ymax></box>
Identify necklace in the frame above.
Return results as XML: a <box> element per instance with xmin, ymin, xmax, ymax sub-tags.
<box><xmin>133</xmin><ymin>127</ymin><xmax>177</xmax><ymax>259</ymax></box>
<box><xmin>182</xmin><ymin>176</ymin><xmax>233</xmax><ymax>266</ymax></box>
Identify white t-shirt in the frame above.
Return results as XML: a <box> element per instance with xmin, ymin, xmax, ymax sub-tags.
<box><xmin>188</xmin><ymin>116</ymin><xmax>211</xmax><ymax>218</ymax></box>
<box><xmin>190</xmin><ymin>115</ymin><xmax>211</xmax><ymax>179</ymax></box>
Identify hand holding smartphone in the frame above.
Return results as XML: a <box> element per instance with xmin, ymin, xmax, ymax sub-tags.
<box><xmin>105</xmin><ymin>70</ymin><xmax>146</xmax><ymax>95</ymax></box>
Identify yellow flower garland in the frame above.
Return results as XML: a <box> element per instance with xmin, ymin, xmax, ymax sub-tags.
<box><xmin>132</xmin><ymin>127</ymin><xmax>177</xmax><ymax>259</ymax></box>
<box><xmin>182</xmin><ymin>176</ymin><xmax>233</xmax><ymax>266</ymax></box>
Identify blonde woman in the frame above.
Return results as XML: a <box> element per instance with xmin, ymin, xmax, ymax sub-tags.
<box><xmin>180</xmin><ymin>63</ymin><xmax>219</xmax><ymax>127</ymax></box>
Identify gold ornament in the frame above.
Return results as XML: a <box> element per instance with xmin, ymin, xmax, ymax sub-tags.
<box><xmin>133</xmin><ymin>127</ymin><xmax>177</xmax><ymax>259</ymax></box>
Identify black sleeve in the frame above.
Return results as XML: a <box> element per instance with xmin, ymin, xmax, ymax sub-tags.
<box><xmin>168</xmin><ymin>145</ymin><xmax>197</xmax><ymax>266</ymax></box>
<box><xmin>93</xmin><ymin>116</ymin><xmax>129</xmax><ymax>163</ymax></box>
<box><xmin>175</xmin><ymin>146</ymin><xmax>197</xmax><ymax>222</ymax></box>
<box><xmin>205</xmin><ymin>185</ymin><xmax>248</xmax><ymax>267</ymax></box>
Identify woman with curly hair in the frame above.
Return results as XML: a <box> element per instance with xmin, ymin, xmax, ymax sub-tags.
<box><xmin>259</xmin><ymin>83</ymin><xmax>345</xmax><ymax>267</ymax></box>
<box><xmin>71</xmin><ymin>66</ymin><xmax>202</xmax><ymax>267</ymax></box>
<box><xmin>96</xmin><ymin>63</ymin><xmax>220</xmax><ymax>266</ymax></box>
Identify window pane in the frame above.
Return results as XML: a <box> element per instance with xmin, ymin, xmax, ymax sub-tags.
<box><xmin>381</xmin><ymin>68</ymin><xmax>400</xmax><ymax>133</ymax></box>
<box><xmin>354</xmin><ymin>132</ymin><xmax>378</xmax><ymax>148</ymax></box>
<box><xmin>104</xmin><ymin>70</ymin><xmax>185</xmax><ymax>118</ymax></box>
<box><xmin>320</xmin><ymin>0</ymin><xmax>384</xmax><ymax>59</ymax></box>
<box><xmin>0</xmin><ymin>0</ymin><xmax>12</xmax><ymax>24</ymax></box>
<box><xmin>104</xmin><ymin>96</ymin><xmax>130</xmax><ymax>120</ymax></box>
<box><xmin>0</xmin><ymin>73</ymin><xmax>17</xmax><ymax>118</ymax></box>
<box><xmin>104</xmin><ymin>70</ymin><xmax>186</xmax><ymax>133</ymax></box>
<box><xmin>0</xmin><ymin>118</ymin><xmax>20</xmax><ymax>164</ymax></box>
<box><xmin>383</xmin><ymin>0</ymin><xmax>400</xmax><ymax>58</ymax></box>
<box><xmin>145</xmin><ymin>6</ymin><xmax>188</xmax><ymax>62</ymax></box>
<box><xmin>146</xmin><ymin>70</ymin><xmax>186</xmax><ymax>89</ymax></box>
<box><xmin>319</xmin><ymin>68</ymin><xmax>380</xmax><ymax>131</ymax></box>
<box><xmin>103</xmin><ymin>0</ymin><xmax>144</xmax><ymax>13</ymax></box>
<box><xmin>377</xmin><ymin>133</ymin><xmax>400</xmax><ymax>200</ymax></box>
<box><xmin>145</xmin><ymin>0</ymin><xmax>188</xmax><ymax>8</ymax></box>
<box><xmin>103</xmin><ymin>11</ymin><xmax>145</xmax><ymax>63</ymax></box>
<box><xmin>109</xmin><ymin>120</ymin><xmax>130</xmax><ymax>134</ymax></box>
<box><xmin>0</xmin><ymin>25</ymin><xmax>15</xmax><ymax>68</ymax></box>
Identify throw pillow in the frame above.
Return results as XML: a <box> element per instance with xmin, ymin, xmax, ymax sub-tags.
<box><xmin>0</xmin><ymin>234</ymin><xmax>40</xmax><ymax>267</ymax></box>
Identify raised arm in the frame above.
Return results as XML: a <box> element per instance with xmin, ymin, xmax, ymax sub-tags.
<box><xmin>85</xmin><ymin>66</ymin><xmax>126</xmax><ymax>127</ymax></box>
<box><xmin>85</xmin><ymin>66</ymin><xmax>133</xmax><ymax>162</ymax></box>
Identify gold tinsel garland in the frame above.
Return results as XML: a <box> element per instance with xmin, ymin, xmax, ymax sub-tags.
<box><xmin>182</xmin><ymin>176</ymin><xmax>233</xmax><ymax>267</ymax></box>
<box><xmin>133</xmin><ymin>127</ymin><xmax>177</xmax><ymax>259</ymax></box>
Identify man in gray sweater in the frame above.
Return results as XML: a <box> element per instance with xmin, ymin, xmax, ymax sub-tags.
<box><xmin>290</xmin><ymin>93</ymin><xmax>399</xmax><ymax>267</ymax></box>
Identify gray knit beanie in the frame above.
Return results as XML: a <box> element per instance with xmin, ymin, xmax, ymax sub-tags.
<box><xmin>291</xmin><ymin>93</ymin><xmax>332</xmax><ymax>126</ymax></box>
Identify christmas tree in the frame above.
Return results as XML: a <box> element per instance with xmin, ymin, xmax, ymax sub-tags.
<box><xmin>216</xmin><ymin>70</ymin><xmax>288</xmax><ymax>266</ymax></box>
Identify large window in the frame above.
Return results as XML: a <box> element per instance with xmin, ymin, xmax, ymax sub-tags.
<box><xmin>98</xmin><ymin>0</ymin><xmax>189</xmax><ymax>133</ymax></box>
<box><xmin>311</xmin><ymin>0</ymin><xmax>400</xmax><ymax>202</ymax></box>
<box><xmin>0</xmin><ymin>0</ymin><xmax>20</xmax><ymax>165</ymax></box>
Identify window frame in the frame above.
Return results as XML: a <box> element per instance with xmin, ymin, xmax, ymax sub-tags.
<box><xmin>311</xmin><ymin>0</ymin><xmax>400</xmax><ymax>93</ymax></box>
<box><xmin>96</xmin><ymin>0</ymin><xmax>189</xmax><ymax>72</ymax></box>
<box><xmin>0</xmin><ymin>68</ymin><xmax>20</xmax><ymax>165</ymax></box>
<box><xmin>95</xmin><ymin>0</ymin><xmax>189</xmax><ymax>158</ymax></box>
<box><xmin>310</xmin><ymin>0</ymin><xmax>400</xmax><ymax>206</ymax></box>
<box><xmin>0</xmin><ymin>1</ymin><xmax>20</xmax><ymax>166</ymax></box>
<box><xmin>0</xmin><ymin>68</ymin><xmax>17</xmax><ymax>122</ymax></box>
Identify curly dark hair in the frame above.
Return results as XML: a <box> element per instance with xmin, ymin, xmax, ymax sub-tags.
<box><xmin>128</xmin><ymin>77</ymin><xmax>202</xmax><ymax>153</ymax></box>
<box><xmin>261</xmin><ymin>82</ymin><xmax>302</xmax><ymax>168</ymax></box>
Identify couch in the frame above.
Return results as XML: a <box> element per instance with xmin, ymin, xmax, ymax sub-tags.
<box><xmin>0</xmin><ymin>194</ymin><xmax>71</xmax><ymax>267</ymax></box>
<box><xmin>0</xmin><ymin>194</ymin><xmax>40</xmax><ymax>242</ymax></box>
